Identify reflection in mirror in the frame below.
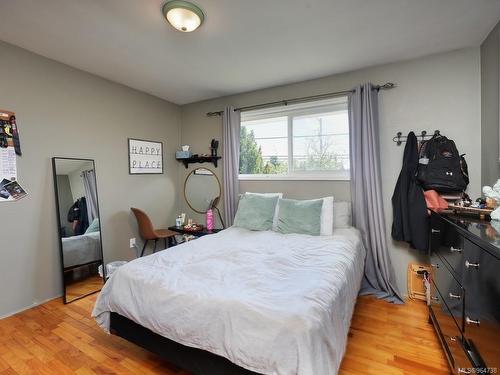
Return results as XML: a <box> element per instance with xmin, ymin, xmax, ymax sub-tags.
<box><xmin>184</xmin><ymin>168</ymin><xmax>221</xmax><ymax>213</ymax></box>
<box><xmin>52</xmin><ymin>157</ymin><xmax>104</xmax><ymax>303</ymax></box>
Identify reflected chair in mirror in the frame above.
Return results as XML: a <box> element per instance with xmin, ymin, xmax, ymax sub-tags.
<box><xmin>131</xmin><ymin>208</ymin><xmax>177</xmax><ymax>257</ymax></box>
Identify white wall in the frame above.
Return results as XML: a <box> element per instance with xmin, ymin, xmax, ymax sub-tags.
<box><xmin>67</xmin><ymin>161</ymin><xmax>94</xmax><ymax>202</ymax></box>
<box><xmin>0</xmin><ymin>41</ymin><xmax>181</xmax><ymax>317</ymax></box>
<box><xmin>180</xmin><ymin>48</ymin><xmax>481</xmax><ymax>295</ymax></box>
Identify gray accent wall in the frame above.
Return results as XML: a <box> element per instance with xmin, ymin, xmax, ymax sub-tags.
<box><xmin>481</xmin><ymin>21</ymin><xmax>500</xmax><ymax>187</ymax></box>
<box><xmin>55</xmin><ymin>175</ymin><xmax>73</xmax><ymax>236</ymax></box>
<box><xmin>180</xmin><ymin>48</ymin><xmax>481</xmax><ymax>296</ymax></box>
<box><xmin>0</xmin><ymin>41</ymin><xmax>181</xmax><ymax>317</ymax></box>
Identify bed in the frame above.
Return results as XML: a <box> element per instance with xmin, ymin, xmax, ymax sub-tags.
<box><xmin>93</xmin><ymin>226</ymin><xmax>365</xmax><ymax>375</ymax></box>
<box><xmin>62</xmin><ymin>231</ymin><xmax>102</xmax><ymax>268</ymax></box>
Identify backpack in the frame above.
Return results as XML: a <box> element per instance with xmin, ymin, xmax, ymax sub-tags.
<box><xmin>417</xmin><ymin>135</ymin><xmax>469</xmax><ymax>193</ymax></box>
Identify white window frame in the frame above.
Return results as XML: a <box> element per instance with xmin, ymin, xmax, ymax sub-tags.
<box><xmin>239</xmin><ymin>97</ymin><xmax>350</xmax><ymax>181</ymax></box>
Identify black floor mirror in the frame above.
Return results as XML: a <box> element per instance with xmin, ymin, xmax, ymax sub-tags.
<box><xmin>52</xmin><ymin>157</ymin><xmax>104</xmax><ymax>303</ymax></box>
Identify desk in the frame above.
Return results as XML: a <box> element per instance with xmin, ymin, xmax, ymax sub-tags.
<box><xmin>168</xmin><ymin>226</ymin><xmax>222</xmax><ymax>237</ymax></box>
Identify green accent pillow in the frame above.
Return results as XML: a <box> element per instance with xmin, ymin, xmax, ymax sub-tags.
<box><xmin>233</xmin><ymin>194</ymin><xmax>279</xmax><ymax>231</ymax></box>
<box><xmin>276</xmin><ymin>198</ymin><xmax>323</xmax><ymax>236</ymax></box>
<box><xmin>85</xmin><ymin>218</ymin><xmax>100</xmax><ymax>234</ymax></box>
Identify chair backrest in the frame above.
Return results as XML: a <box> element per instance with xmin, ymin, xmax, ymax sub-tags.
<box><xmin>131</xmin><ymin>207</ymin><xmax>157</xmax><ymax>240</ymax></box>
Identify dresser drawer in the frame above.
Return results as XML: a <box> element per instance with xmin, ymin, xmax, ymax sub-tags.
<box><xmin>431</xmin><ymin>253</ymin><xmax>465</xmax><ymax>331</ymax></box>
<box><xmin>461</xmin><ymin>239</ymin><xmax>500</xmax><ymax>370</ymax></box>
<box><xmin>430</xmin><ymin>214</ymin><xmax>464</xmax><ymax>258</ymax></box>
<box><xmin>430</xmin><ymin>284</ymin><xmax>469</xmax><ymax>373</ymax></box>
<box><xmin>431</xmin><ymin>218</ymin><xmax>465</xmax><ymax>275</ymax></box>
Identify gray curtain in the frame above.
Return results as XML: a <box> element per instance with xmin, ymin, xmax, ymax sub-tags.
<box><xmin>222</xmin><ymin>106</ymin><xmax>241</xmax><ymax>226</ymax></box>
<box><xmin>349</xmin><ymin>83</ymin><xmax>403</xmax><ymax>304</ymax></box>
<box><xmin>82</xmin><ymin>169</ymin><xmax>98</xmax><ymax>223</ymax></box>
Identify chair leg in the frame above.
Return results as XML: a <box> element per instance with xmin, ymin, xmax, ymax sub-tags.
<box><xmin>153</xmin><ymin>239</ymin><xmax>157</xmax><ymax>253</ymax></box>
<box><xmin>140</xmin><ymin>240</ymin><xmax>148</xmax><ymax>257</ymax></box>
<box><xmin>164</xmin><ymin>237</ymin><xmax>168</xmax><ymax>249</ymax></box>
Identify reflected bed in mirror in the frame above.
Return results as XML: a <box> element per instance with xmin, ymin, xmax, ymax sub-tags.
<box><xmin>52</xmin><ymin>157</ymin><xmax>104</xmax><ymax>303</ymax></box>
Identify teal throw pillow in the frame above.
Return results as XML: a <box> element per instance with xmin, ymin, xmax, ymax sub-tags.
<box><xmin>233</xmin><ymin>194</ymin><xmax>279</xmax><ymax>231</ymax></box>
<box><xmin>276</xmin><ymin>198</ymin><xmax>323</xmax><ymax>236</ymax></box>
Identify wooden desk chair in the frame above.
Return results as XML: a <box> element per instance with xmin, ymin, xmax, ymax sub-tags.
<box><xmin>131</xmin><ymin>208</ymin><xmax>177</xmax><ymax>257</ymax></box>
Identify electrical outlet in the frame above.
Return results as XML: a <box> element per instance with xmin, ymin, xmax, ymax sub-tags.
<box><xmin>129</xmin><ymin>238</ymin><xmax>136</xmax><ymax>248</ymax></box>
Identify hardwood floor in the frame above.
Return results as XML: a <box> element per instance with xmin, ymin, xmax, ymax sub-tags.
<box><xmin>65</xmin><ymin>275</ymin><xmax>103</xmax><ymax>302</ymax></box>
<box><xmin>0</xmin><ymin>295</ymin><xmax>450</xmax><ymax>374</ymax></box>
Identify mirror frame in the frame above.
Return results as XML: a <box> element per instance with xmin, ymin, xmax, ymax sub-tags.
<box><xmin>183</xmin><ymin>167</ymin><xmax>221</xmax><ymax>214</ymax></box>
<box><xmin>52</xmin><ymin>157</ymin><xmax>105</xmax><ymax>304</ymax></box>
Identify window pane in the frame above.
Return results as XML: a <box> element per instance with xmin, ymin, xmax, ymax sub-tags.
<box><xmin>240</xmin><ymin>116</ymin><xmax>288</xmax><ymax>174</ymax></box>
<box><xmin>292</xmin><ymin>111</ymin><xmax>349</xmax><ymax>172</ymax></box>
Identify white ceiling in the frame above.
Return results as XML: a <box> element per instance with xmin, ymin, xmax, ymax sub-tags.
<box><xmin>1</xmin><ymin>0</ymin><xmax>500</xmax><ymax>105</ymax></box>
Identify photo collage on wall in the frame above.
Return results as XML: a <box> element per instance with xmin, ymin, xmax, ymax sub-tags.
<box><xmin>0</xmin><ymin>109</ymin><xmax>27</xmax><ymax>202</ymax></box>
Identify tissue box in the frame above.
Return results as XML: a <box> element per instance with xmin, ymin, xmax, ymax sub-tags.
<box><xmin>176</xmin><ymin>151</ymin><xmax>192</xmax><ymax>159</ymax></box>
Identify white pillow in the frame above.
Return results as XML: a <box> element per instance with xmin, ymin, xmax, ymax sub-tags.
<box><xmin>320</xmin><ymin>196</ymin><xmax>334</xmax><ymax>236</ymax></box>
<box><xmin>333</xmin><ymin>201</ymin><xmax>352</xmax><ymax>228</ymax></box>
<box><xmin>245</xmin><ymin>192</ymin><xmax>283</xmax><ymax>230</ymax></box>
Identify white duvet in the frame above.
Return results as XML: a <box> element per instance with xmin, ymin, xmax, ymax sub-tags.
<box><xmin>92</xmin><ymin>227</ymin><xmax>365</xmax><ymax>375</ymax></box>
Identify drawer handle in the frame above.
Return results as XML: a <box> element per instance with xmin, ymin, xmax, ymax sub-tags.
<box><xmin>431</xmin><ymin>296</ymin><xmax>439</xmax><ymax>301</ymax></box>
<box><xmin>450</xmin><ymin>246</ymin><xmax>462</xmax><ymax>253</ymax></box>
<box><xmin>449</xmin><ymin>336</ymin><xmax>457</xmax><ymax>342</ymax></box>
<box><xmin>466</xmin><ymin>317</ymin><xmax>480</xmax><ymax>326</ymax></box>
<box><xmin>448</xmin><ymin>292</ymin><xmax>461</xmax><ymax>300</ymax></box>
<box><xmin>431</xmin><ymin>229</ymin><xmax>441</xmax><ymax>234</ymax></box>
<box><xmin>431</xmin><ymin>263</ymin><xmax>439</xmax><ymax>268</ymax></box>
<box><xmin>465</xmin><ymin>260</ymin><xmax>479</xmax><ymax>269</ymax></box>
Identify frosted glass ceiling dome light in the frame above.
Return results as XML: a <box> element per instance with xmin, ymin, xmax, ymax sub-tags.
<box><xmin>162</xmin><ymin>1</ymin><xmax>205</xmax><ymax>32</ymax></box>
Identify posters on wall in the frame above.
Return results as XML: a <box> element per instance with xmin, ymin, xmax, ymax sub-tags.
<box><xmin>0</xmin><ymin>109</ymin><xmax>27</xmax><ymax>202</ymax></box>
<box><xmin>128</xmin><ymin>138</ymin><xmax>164</xmax><ymax>174</ymax></box>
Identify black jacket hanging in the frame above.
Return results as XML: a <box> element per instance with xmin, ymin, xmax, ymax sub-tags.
<box><xmin>67</xmin><ymin>197</ymin><xmax>89</xmax><ymax>235</ymax></box>
<box><xmin>391</xmin><ymin>132</ymin><xmax>429</xmax><ymax>251</ymax></box>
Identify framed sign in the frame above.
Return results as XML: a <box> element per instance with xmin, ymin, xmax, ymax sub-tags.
<box><xmin>128</xmin><ymin>138</ymin><xmax>163</xmax><ymax>174</ymax></box>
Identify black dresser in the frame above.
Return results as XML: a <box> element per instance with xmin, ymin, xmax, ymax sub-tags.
<box><xmin>429</xmin><ymin>211</ymin><xmax>500</xmax><ymax>374</ymax></box>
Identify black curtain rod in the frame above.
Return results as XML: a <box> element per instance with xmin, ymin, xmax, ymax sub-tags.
<box><xmin>206</xmin><ymin>82</ymin><xmax>396</xmax><ymax>117</ymax></box>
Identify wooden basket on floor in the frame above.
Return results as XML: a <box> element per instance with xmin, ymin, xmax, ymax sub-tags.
<box><xmin>407</xmin><ymin>263</ymin><xmax>432</xmax><ymax>301</ymax></box>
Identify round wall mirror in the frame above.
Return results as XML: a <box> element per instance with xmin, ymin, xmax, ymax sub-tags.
<box><xmin>184</xmin><ymin>167</ymin><xmax>221</xmax><ymax>213</ymax></box>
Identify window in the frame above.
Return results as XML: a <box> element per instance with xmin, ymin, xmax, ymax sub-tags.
<box><xmin>239</xmin><ymin>97</ymin><xmax>349</xmax><ymax>180</ymax></box>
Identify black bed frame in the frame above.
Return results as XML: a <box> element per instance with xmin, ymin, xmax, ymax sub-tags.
<box><xmin>110</xmin><ymin>312</ymin><xmax>261</xmax><ymax>375</ymax></box>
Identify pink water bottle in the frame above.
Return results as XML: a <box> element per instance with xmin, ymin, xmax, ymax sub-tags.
<box><xmin>206</xmin><ymin>209</ymin><xmax>214</xmax><ymax>231</ymax></box>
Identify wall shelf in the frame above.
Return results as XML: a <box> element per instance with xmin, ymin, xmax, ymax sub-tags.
<box><xmin>176</xmin><ymin>156</ymin><xmax>221</xmax><ymax>169</ymax></box>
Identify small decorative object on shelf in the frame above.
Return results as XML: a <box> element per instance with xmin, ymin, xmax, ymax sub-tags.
<box><xmin>176</xmin><ymin>145</ymin><xmax>192</xmax><ymax>159</ymax></box>
<box><xmin>176</xmin><ymin>139</ymin><xmax>222</xmax><ymax>168</ymax></box>
<box><xmin>483</xmin><ymin>179</ymin><xmax>500</xmax><ymax>220</ymax></box>
<box><xmin>448</xmin><ymin>204</ymin><xmax>493</xmax><ymax>220</ymax></box>
<box><xmin>206</xmin><ymin>208</ymin><xmax>214</xmax><ymax>230</ymax></box>
<box><xmin>210</xmin><ymin>139</ymin><xmax>219</xmax><ymax>157</ymax></box>
<box><xmin>183</xmin><ymin>221</ymin><xmax>204</xmax><ymax>232</ymax></box>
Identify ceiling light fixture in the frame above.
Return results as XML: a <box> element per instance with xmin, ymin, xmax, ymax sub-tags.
<box><xmin>162</xmin><ymin>1</ymin><xmax>205</xmax><ymax>33</ymax></box>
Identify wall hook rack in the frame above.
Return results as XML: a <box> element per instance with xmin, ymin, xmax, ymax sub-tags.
<box><xmin>393</xmin><ymin>130</ymin><xmax>441</xmax><ymax>146</ymax></box>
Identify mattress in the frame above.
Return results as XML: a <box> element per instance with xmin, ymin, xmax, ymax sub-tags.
<box><xmin>92</xmin><ymin>227</ymin><xmax>365</xmax><ymax>375</ymax></box>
